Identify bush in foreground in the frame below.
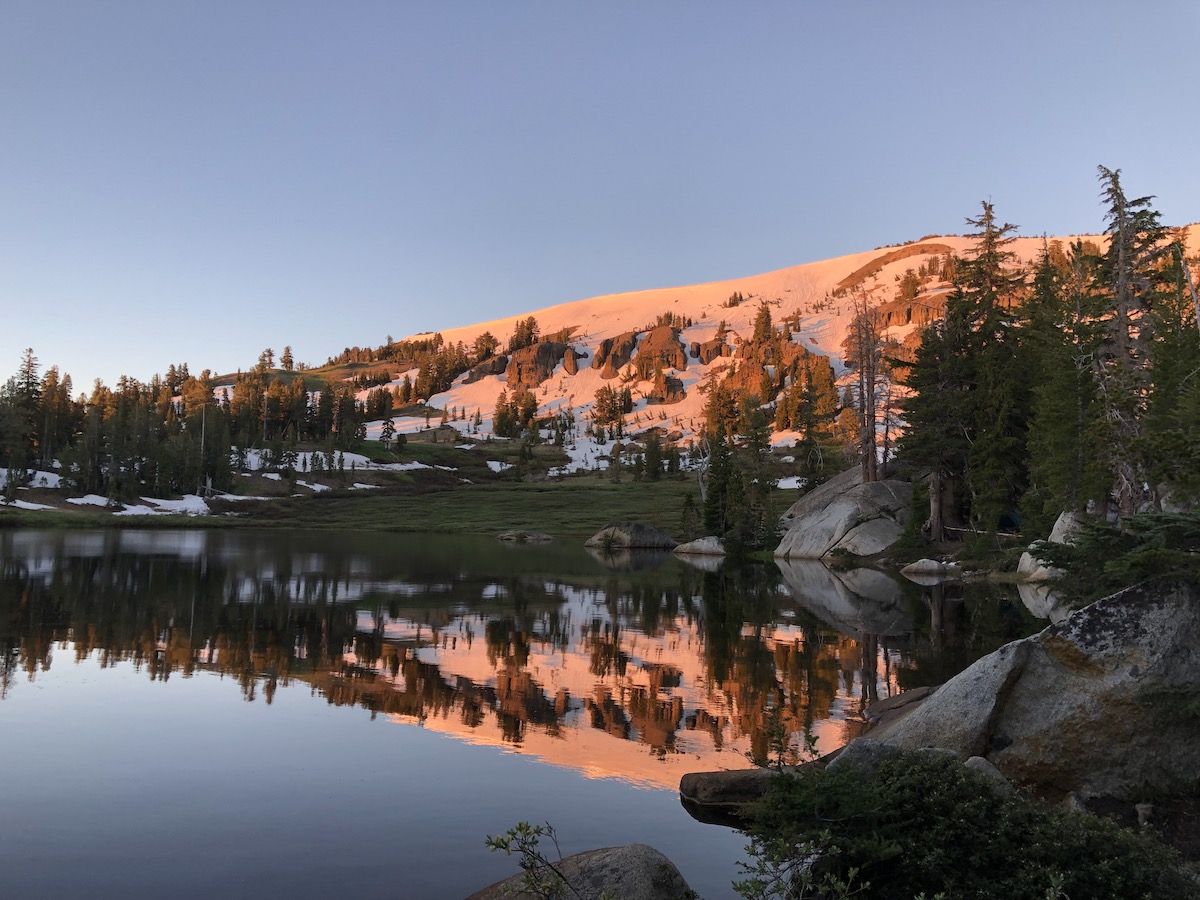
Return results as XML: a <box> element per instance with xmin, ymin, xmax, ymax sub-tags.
<box><xmin>737</xmin><ymin>751</ymin><xmax>1196</xmax><ymax>899</ymax></box>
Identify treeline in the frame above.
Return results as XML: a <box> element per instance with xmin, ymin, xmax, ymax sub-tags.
<box><xmin>323</xmin><ymin>316</ymin><xmax>547</xmax><ymax>403</ymax></box>
<box><xmin>898</xmin><ymin>166</ymin><xmax>1200</xmax><ymax>542</ymax></box>
<box><xmin>0</xmin><ymin>354</ymin><xmax>375</xmax><ymax>501</ymax></box>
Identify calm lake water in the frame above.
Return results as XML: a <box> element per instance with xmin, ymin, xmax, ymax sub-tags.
<box><xmin>0</xmin><ymin>529</ymin><xmax>1043</xmax><ymax>898</ymax></box>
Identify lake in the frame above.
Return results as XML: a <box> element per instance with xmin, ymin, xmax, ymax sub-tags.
<box><xmin>0</xmin><ymin>529</ymin><xmax>1043</xmax><ymax>898</ymax></box>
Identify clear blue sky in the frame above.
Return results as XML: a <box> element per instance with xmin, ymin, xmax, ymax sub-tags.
<box><xmin>3</xmin><ymin>1</ymin><xmax>1198</xmax><ymax>387</ymax></box>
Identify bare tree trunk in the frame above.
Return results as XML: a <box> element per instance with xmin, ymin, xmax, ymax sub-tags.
<box><xmin>928</xmin><ymin>469</ymin><xmax>945</xmax><ymax>542</ymax></box>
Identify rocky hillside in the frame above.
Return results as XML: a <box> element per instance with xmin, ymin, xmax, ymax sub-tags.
<box><xmin>380</xmin><ymin>225</ymin><xmax>1199</xmax><ymax>449</ymax></box>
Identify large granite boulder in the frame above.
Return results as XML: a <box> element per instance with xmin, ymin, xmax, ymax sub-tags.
<box><xmin>1016</xmin><ymin>510</ymin><xmax>1085</xmax><ymax>582</ymax></box>
<box><xmin>774</xmin><ymin>468</ymin><xmax>912</xmax><ymax>560</ymax></box>
<box><xmin>469</xmin><ymin>843</ymin><xmax>695</xmax><ymax>900</ymax></box>
<box><xmin>869</xmin><ymin>578</ymin><xmax>1200</xmax><ymax>801</ymax></box>
<box><xmin>585</xmin><ymin>523</ymin><xmax>678</xmax><ymax>550</ymax></box>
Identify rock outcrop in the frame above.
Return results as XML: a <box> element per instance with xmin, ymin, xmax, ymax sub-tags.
<box><xmin>774</xmin><ymin>468</ymin><xmax>912</xmax><ymax>559</ymax></box>
<box><xmin>646</xmin><ymin>371</ymin><xmax>685</xmax><ymax>404</ymax></box>
<box><xmin>469</xmin><ymin>843</ymin><xmax>694</xmax><ymax>900</ymax></box>
<box><xmin>631</xmin><ymin>325</ymin><xmax>688</xmax><ymax>379</ymax></box>
<box><xmin>585</xmin><ymin>523</ymin><xmax>678</xmax><ymax>550</ymax></box>
<box><xmin>505</xmin><ymin>341</ymin><xmax>568</xmax><ymax>391</ymax></box>
<box><xmin>690</xmin><ymin>334</ymin><xmax>730</xmax><ymax>364</ymax></box>
<box><xmin>869</xmin><ymin>578</ymin><xmax>1200</xmax><ymax>801</ymax></box>
<box><xmin>464</xmin><ymin>354</ymin><xmax>509</xmax><ymax>384</ymax></box>
<box><xmin>592</xmin><ymin>330</ymin><xmax>641</xmax><ymax>379</ymax></box>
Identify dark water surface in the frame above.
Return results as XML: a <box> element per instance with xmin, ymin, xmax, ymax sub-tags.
<box><xmin>0</xmin><ymin>530</ymin><xmax>1042</xmax><ymax>898</ymax></box>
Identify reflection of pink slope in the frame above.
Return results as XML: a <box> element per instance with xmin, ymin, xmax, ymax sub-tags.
<box><xmin>351</xmin><ymin>584</ymin><xmax>901</xmax><ymax>789</ymax></box>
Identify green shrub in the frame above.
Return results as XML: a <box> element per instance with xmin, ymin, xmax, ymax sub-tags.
<box><xmin>736</xmin><ymin>752</ymin><xmax>1195</xmax><ymax>899</ymax></box>
<box><xmin>1032</xmin><ymin>511</ymin><xmax>1200</xmax><ymax>607</ymax></box>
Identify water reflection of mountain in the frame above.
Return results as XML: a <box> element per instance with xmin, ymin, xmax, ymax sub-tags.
<box><xmin>0</xmin><ymin>530</ymin><xmax>1042</xmax><ymax>789</ymax></box>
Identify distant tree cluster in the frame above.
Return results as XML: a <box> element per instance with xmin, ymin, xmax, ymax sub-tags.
<box><xmin>493</xmin><ymin>389</ymin><xmax>537</xmax><ymax>439</ymax></box>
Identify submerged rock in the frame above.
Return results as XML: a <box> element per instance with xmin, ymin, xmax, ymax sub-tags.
<box><xmin>497</xmin><ymin>530</ymin><xmax>553</xmax><ymax>543</ymax></box>
<box><xmin>774</xmin><ymin>467</ymin><xmax>912</xmax><ymax>560</ymax></box>
<box><xmin>585</xmin><ymin>523</ymin><xmax>678</xmax><ymax>550</ymax></box>
<box><xmin>470</xmin><ymin>843</ymin><xmax>695</xmax><ymax>900</ymax></box>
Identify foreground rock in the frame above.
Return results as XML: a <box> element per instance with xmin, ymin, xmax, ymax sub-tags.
<box><xmin>679</xmin><ymin>767</ymin><xmax>783</xmax><ymax>824</ymax></box>
<box><xmin>585</xmin><ymin>523</ymin><xmax>678</xmax><ymax>550</ymax></box>
<box><xmin>870</xmin><ymin>578</ymin><xmax>1200</xmax><ymax>801</ymax></box>
<box><xmin>774</xmin><ymin>467</ymin><xmax>912</xmax><ymax>560</ymax></box>
<box><xmin>469</xmin><ymin>843</ymin><xmax>695</xmax><ymax>900</ymax></box>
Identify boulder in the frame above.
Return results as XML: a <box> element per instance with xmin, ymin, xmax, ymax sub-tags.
<box><xmin>774</xmin><ymin>468</ymin><xmax>912</xmax><ymax>560</ymax></box>
<box><xmin>1016</xmin><ymin>510</ymin><xmax>1084</xmax><ymax>582</ymax></box>
<box><xmin>864</xmin><ymin>685</ymin><xmax>938</xmax><ymax>726</ymax></box>
<box><xmin>585</xmin><ymin>523</ymin><xmax>678</xmax><ymax>550</ymax></box>
<box><xmin>901</xmin><ymin>558</ymin><xmax>961</xmax><ymax>577</ymax></box>
<box><xmin>868</xmin><ymin>578</ymin><xmax>1200</xmax><ymax>801</ymax></box>
<box><xmin>497</xmin><ymin>530</ymin><xmax>553</xmax><ymax>543</ymax></box>
<box><xmin>679</xmin><ymin>767</ymin><xmax>783</xmax><ymax>819</ymax></box>
<box><xmin>464</xmin><ymin>354</ymin><xmax>509</xmax><ymax>384</ymax></box>
<box><xmin>563</xmin><ymin>346</ymin><xmax>581</xmax><ymax>375</ymax></box>
<box><xmin>592</xmin><ymin>331</ymin><xmax>641</xmax><ymax>379</ymax></box>
<box><xmin>672</xmin><ymin>536</ymin><xmax>724</xmax><ymax>556</ymax></box>
<box><xmin>693</xmin><ymin>334</ymin><xmax>729</xmax><ymax>364</ymax></box>
<box><xmin>469</xmin><ymin>843</ymin><xmax>694</xmax><ymax>900</ymax></box>
<box><xmin>631</xmin><ymin>325</ymin><xmax>688</xmax><ymax>379</ymax></box>
<box><xmin>505</xmin><ymin>341</ymin><xmax>569</xmax><ymax>391</ymax></box>
<box><xmin>645</xmin><ymin>371</ymin><xmax>685</xmax><ymax>404</ymax></box>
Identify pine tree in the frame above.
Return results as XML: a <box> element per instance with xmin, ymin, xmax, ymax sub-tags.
<box><xmin>752</xmin><ymin>302</ymin><xmax>773</xmax><ymax>344</ymax></box>
<box><xmin>644</xmin><ymin>431</ymin><xmax>663</xmax><ymax>480</ymax></box>
<box><xmin>1094</xmin><ymin>166</ymin><xmax>1170</xmax><ymax>514</ymax></box>
<box><xmin>1020</xmin><ymin>242</ymin><xmax>1108</xmax><ymax>534</ymax></box>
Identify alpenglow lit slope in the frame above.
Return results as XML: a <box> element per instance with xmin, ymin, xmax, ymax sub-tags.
<box><xmin>388</xmin><ymin>226</ymin><xmax>1198</xmax><ymax>453</ymax></box>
